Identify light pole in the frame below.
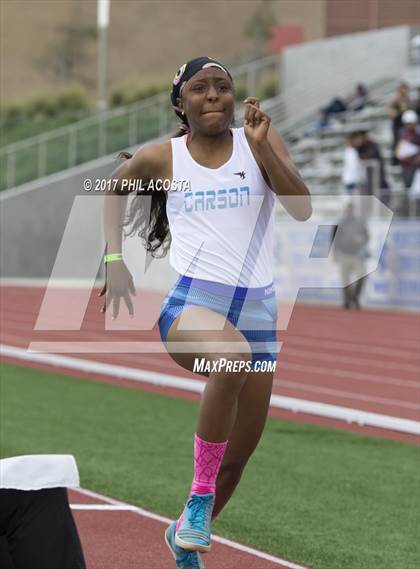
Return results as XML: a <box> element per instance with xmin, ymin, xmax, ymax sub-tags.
<box><xmin>97</xmin><ymin>0</ymin><xmax>110</xmax><ymax>112</ymax></box>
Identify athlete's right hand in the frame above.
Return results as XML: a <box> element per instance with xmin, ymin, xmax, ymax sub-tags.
<box><xmin>98</xmin><ymin>261</ymin><xmax>136</xmax><ymax>319</ymax></box>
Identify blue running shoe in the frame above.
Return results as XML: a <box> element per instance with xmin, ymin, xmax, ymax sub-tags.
<box><xmin>165</xmin><ymin>521</ymin><xmax>205</xmax><ymax>569</ymax></box>
<box><xmin>175</xmin><ymin>493</ymin><xmax>215</xmax><ymax>553</ymax></box>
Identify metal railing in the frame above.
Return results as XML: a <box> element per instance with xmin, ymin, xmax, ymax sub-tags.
<box><xmin>0</xmin><ymin>54</ymin><xmax>282</xmax><ymax>191</ymax></box>
<box><xmin>0</xmin><ymin>92</ymin><xmax>175</xmax><ymax>191</ymax></box>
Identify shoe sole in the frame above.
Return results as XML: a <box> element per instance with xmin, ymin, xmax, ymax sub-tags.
<box><xmin>175</xmin><ymin>534</ymin><xmax>211</xmax><ymax>553</ymax></box>
<box><xmin>164</xmin><ymin>527</ymin><xmax>178</xmax><ymax>562</ymax></box>
<box><xmin>165</xmin><ymin>527</ymin><xmax>207</xmax><ymax>568</ymax></box>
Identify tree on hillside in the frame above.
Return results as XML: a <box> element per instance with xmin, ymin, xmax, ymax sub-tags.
<box><xmin>37</xmin><ymin>3</ymin><xmax>97</xmax><ymax>89</ymax></box>
<box><xmin>244</xmin><ymin>0</ymin><xmax>277</xmax><ymax>58</ymax></box>
<box><xmin>47</xmin><ymin>24</ymin><xmax>97</xmax><ymax>87</ymax></box>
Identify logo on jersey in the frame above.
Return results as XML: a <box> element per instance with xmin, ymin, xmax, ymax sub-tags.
<box><xmin>184</xmin><ymin>186</ymin><xmax>250</xmax><ymax>212</ymax></box>
<box><xmin>234</xmin><ymin>171</ymin><xmax>246</xmax><ymax>179</ymax></box>
<box><xmin>264</xmin><ymin>284</ymin><xmax>275</xmax><ymax>296</ymax></box>
<box><xmin>173</xmin><ymin>63</ymin><xmax>187</xmax><ymax>86</ymax></box>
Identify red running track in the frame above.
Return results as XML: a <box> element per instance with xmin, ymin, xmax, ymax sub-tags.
<box><xmin>1</xmin><ymin>285</ymin><xmax>419</xmax><ymax>444</ymax></box>
<box><xmin>1</xmin><ymin>284</ymin><xmax>419</xmax><ymax>567</ymax></box>
<box><xmin>68</xmin><ymin>488</ymin><xmax>309</xmax><ymax>569</ymax></box>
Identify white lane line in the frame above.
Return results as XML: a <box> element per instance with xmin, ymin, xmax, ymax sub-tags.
<box><xmin>282</xmin><ymin>326</ymin><xmax>420</xmax><ymax>348</ymax></box>
<box><xmin>72</xmin><ymin>488</ymin><xmax>310</xmax><ymax>569</ymax></box>
<box><xmin>279</xmin><ymin>361</ymin><xmax>419</xmax><ymax>389</ymax></box>
<box><xmin>2</xmin><ymin>344</ymin><xmax>419</xmax><ymax>436</ymax></box>
<box><xmin>281</xmin><ymin>347</ymin><xmax>419</xmax><ymax>375</ymax></box>
<box><xmin>274</xmin><ymin>380</ymin><xmax>420</xmax><ymax>410</ymax></box>
<box><xmin>71</xmin><ymin>504</ymin><xmax>139</xmax><ymax>511</ymax></box>
<box><xmin>270</xmin><ymin>395</ymin><xmax>419</xmax><ymax>435</ymax></box>
<box><xmin>281</xmin><ymin>335</ymin><xmax>418</xmax><ymax>358</ymax></box>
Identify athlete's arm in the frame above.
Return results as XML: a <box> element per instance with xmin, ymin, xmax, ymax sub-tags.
<box><xmin>104</xmin><ymin>142</ymin><xmax>170</xmax><ymax>252</ymax></box>
<box><xmin>100</xmin><ymin>142</ymin><xmax>170</xmax><ymax>318</ymax></box>
<box><xmin>243</xmin><ymin>98</ymin><xmax>312</xmax><ymax>221</ymax></box>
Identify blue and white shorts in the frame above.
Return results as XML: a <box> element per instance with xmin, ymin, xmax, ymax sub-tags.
<box><xmin>158</xmin><ymin>275</ymin><xmax>278</xmax><ymax>368</ymax></box>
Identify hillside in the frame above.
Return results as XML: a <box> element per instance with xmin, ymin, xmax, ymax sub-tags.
<box><xmin>0</xmin><ymin>0</ymin><xmax>325</xmax><ymax>103</ymax></box>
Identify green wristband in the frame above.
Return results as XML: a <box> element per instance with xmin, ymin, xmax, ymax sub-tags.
<box><xmin>104</xmin><ymin>253</ymin><xmax>123</xmax><ymax>263</ymax></box>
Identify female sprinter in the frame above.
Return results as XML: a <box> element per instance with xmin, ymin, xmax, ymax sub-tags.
<box><xmin>100</xmin><ymin>56</ymin><xmax>311</xmax><ymax>569</ymax></box>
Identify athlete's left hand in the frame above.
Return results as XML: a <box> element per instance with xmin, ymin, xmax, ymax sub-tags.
<box><xmin>243</xmin><ymin>97</ymin><xmax>271</xmax><ymax>146</ymax></box>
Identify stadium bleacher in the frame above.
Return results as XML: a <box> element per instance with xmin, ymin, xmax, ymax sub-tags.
<box><xmin>284</xmin><ymin>73</ymin><xmax>419</xmax><ymax>217</ymax></box>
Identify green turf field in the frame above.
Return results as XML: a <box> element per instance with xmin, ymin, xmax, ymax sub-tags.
<box><xmin>1</xmin><ymin>363</ymin><xmax>419</xmax><ymax>569</ymax></box>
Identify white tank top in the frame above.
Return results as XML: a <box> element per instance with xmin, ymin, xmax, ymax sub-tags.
<box><xmin>167</xmin><ymin>127</ymin><xmax>276</xmax><ymax>287</ymax></box>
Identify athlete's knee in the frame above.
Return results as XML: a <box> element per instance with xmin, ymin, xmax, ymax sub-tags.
<box><xmin>221</xmin><ymin>341</ymin><xmax>252</xmax><ymax>364</ymax></box>
<box><xmin>208</xmin><ymin>352</ymin><xmax>251</xmax><ymax>388</ymax></box>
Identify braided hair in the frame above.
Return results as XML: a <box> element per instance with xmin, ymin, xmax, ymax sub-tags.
<box><xmin>122</xmin><ymin>57</ymin><xmax>233</xmax><ymax>257</ymax></box>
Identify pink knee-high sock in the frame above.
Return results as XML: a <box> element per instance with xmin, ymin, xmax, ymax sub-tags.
<box><xmin>190</xmin><ymin>433</ymin><xmax>228</xmax><ymax>494</ymax></box>
<box><xmin>176</xmin><ymin>434</ymin><xmax>228</xmax><ymax>532</ymax></box>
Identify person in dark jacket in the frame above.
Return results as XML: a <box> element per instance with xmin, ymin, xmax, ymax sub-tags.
<box><xmin>349</xmin><ymin>129</ymin><xmax>390</xmax><ymax>204</ymax></box>
<box><xmin>396</xmin><ymin>110</ymin><xmax>420</xmax><ymax>189</ymax></box>
<box><xmin>388</xmin><ymin>83</ymin><xmax>412</xmax><ymax>165</ymax></box>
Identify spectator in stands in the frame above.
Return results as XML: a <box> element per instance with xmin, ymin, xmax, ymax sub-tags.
<box><xmin>345</xmin><ymin>130</ymin><xmax>389</xmax><ymax>202</ymax></box>
<box><xmin>416</xmin><ymin>86</ymin><xmax>420</xmax><ymax>122</ymax></box>
<box><xmin>409</xmin><ymin>170</ymin><xmax>420</xmax><ymax>217</ymax></box>
<box><xmin>320</xmin><ymin>84</ymin><xmax>369</xmax><ymax>129</ymax></box>
<box><xmin>319</xmin><ymin>96</ymin><xmax>347</xmax><ymax>128</ymax></box>
<box><xmin>347</xmin><ymin>83</ymin><xmax>369</xmax><ymax>112</ymax></box>
<box><xmin>396</xmin><ymin>110</ymin><xmax>420</xmax><ymax>189</ymax></box>
<box><xmin>342</xmin><ymin>136</ymin><xmax>365</xmax><ymax>192</ymax></box>
<box><xmin>388</xmin><ymin>82</ymin><xmax>412</xmax><ymax>165</ymax></box>
<box><xmin>331</xmin><ymin>202</ymin><xmax>370</xmax><ymax>309</ymax></box>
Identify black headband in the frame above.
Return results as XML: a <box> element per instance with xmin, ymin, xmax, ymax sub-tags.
<box><xmin>170</xmin><ymin>56</ymin><xmax>232</xmax><ymax>130</ymax></box>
